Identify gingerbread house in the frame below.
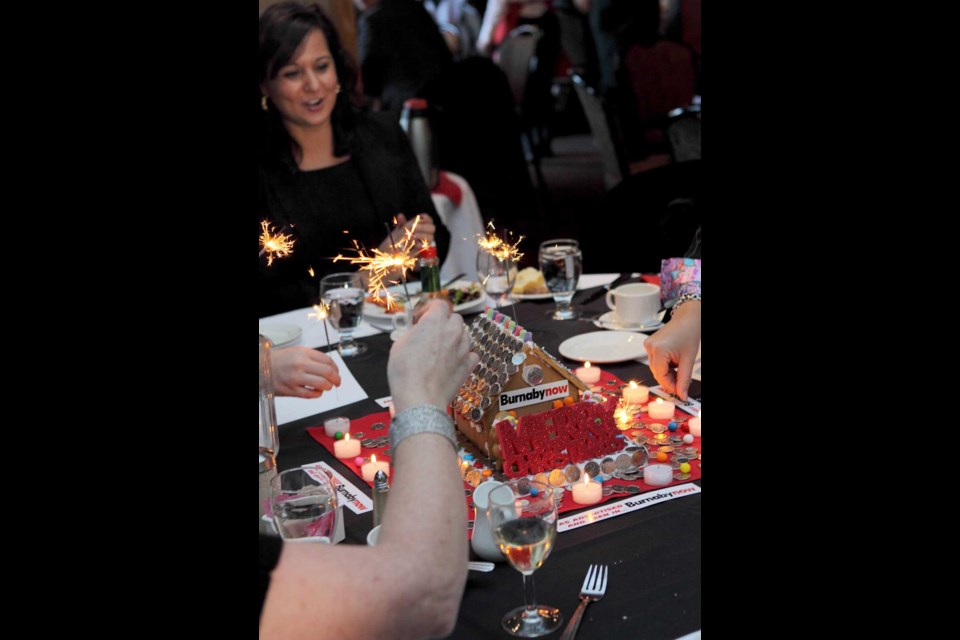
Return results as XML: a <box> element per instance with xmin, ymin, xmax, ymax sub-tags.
<box><xmin>454</xmin><ymin>310</ymin><xmax>622</xmax><ymax>477</ymax></box>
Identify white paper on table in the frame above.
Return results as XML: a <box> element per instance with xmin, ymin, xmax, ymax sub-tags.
<box><xmin>275</xmin><ymin>351</ymin><xmax>369</xmax><ymax>425</ymax></box>
<box><xmin>576</xmin><ymin>273</ymin><xmax>622</xmax><ymax>290</ymax></box>
<box><xmin>259</xmin><ymin>306</ymin><xmax>385</xmax><ymax>350</ymax></box>
<box><xmin>374</xmin><ymin>396</ymin><xmax>393</xmax><ymax>409</ymax></box>
<box><xmin>675</xmin><ymin>631</ymin><xmax>701</xmax><ymax>640</ymax></box>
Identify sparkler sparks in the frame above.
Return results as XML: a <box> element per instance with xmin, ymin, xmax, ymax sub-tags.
<box><xmin>308</xmin><ymin>302</ymin><xmax>333</xmax><ymax>352</ymax></box>
<box><xmin>476</xmin><ymin>221</ymin><xmax>524</xmax><ymax>262</ymax></box>
<box><xmin>332</xmin><ymin>216</ymin><xmax>422</xmax><ymax>310</ymax></box>
<box><xmin>259</xmin><ymin>220</ymin><xmax>295</xmax><ymax>266</ymax></box>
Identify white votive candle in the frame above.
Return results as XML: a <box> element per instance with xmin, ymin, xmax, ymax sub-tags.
<box><xmin>571</xmin><ymin>474</ymin><xmax>603</xmax><ymax>505</ymax></box>
<box><xmin>324</xmin><ymin>416</ymin><xmax>350</xmax><ymax>438</ymax></box>
<box><xmin>575</xmin><ymin>361</ymin><xmax>602</xmax><ymax>384</ymax></box>
<box><xmin>689</xmin><ymin>411</ymin><xmax>701</xmax><ymax>437</ymax></box>
<box><xmin>333</xmin><ymin>433</ymin><xmax>361</xmax><ymax>459</ymax></box>
<box><xmin>622</xmin><ymin>381</ymin><xmax>649</xmax><ymax>405</ymax></box>
<box><xmin>644</xmin><ymin>464</ymin><xmax>673</xmax><ymax>486</ymax></box>
<box><xmin>648</xmin><ymin>398</ymin><xmax>675</xmax><ymax>420</ymax></box>
<box><xmin>361</xmin><ymin>455</ymin><xmax>391</xmax><ymax>482</ymax></box>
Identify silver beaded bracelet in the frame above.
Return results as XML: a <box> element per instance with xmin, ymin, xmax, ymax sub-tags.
<box><xmin>390</xmin><ymin>405</ymin><xmax>458</xmax><ymax>452</ymax></box>
<box><xmin>671</xmin><ymin>293</ymin><xmax>701</xmax><ymax>318</ymax></box>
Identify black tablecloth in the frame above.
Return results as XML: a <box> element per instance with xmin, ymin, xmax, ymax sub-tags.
<box><xmin>273</xmin><ymin>288</ymin><xmax>701</xmax><ymax>639</ymax></box>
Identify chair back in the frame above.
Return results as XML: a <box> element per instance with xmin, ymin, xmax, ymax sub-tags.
<box><xmin>571</xmin><ymin>73</ymin><xmax>628</xmax><ymax>190</ymax></box>
<box><xmin>496</xmin><ymin>25</ymin><xmax>542</xmax><ymax>108</ymax></box>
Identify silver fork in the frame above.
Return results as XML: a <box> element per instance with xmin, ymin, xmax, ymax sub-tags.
<box><xmin>559</xmin><ymin>564</ymin><xmax>608</xmax><ymax>640</ymax></box>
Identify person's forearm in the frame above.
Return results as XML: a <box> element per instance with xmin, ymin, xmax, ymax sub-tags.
<box><xmin>378</xmin><ymin>432</ymin><xmax>468</xmax><ymax>637</ymax></box>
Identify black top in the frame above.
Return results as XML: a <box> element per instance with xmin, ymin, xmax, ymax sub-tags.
<box><xmin>258</xmin><ymin>533</ymin><xmax>283</xmax><ymax>621</ymax></box>
<box><xmin>259</xmin><ymin>111</ymin><xmax>448</xmax><ymax>317</ymax></box>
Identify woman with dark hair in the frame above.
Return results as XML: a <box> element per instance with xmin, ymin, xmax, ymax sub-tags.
<box><xmin>259</xmin><ymin>2</ymin><xmax>449</xmax><ymax>317</ymax></box>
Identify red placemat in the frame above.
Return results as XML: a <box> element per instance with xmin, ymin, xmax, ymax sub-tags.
<box><xmin>307</xmin><ymin>412</ymin><xmax>395</xmax><ymax>487</ymax></box>
<box><xmin>306</xmin><ymin>372</ymin><xmax>701</xmax><ymax>519</ymax></box>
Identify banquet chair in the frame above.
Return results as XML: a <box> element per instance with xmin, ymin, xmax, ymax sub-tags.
<box><xmin>570</xmin><ymin>72</ymin><xmax>629</xmax><ymax>191</ymax></box>
<box><xmin>620</xmin><ymin>39</ymin><xmax>698</xmax><ymax>157</ymax></box>
<box><xmin>495</xmin><ymin>25</ymin><xmax>548</xmax><ymax>192</ymax></box>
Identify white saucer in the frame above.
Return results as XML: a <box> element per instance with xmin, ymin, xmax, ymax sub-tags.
<box><xmin>558</xmin><ymin>331</ymin><xmax>649</xmax><ymax>364</ymax></box>
<box><xmin>259</xmin><ymin>323</ymin><xmax>302</xmax><ymax>348</ymax></box>
<box><xmin>594</xmin><ymin>311</ymin><xmax>664</xmax><ymax>332</ymax></box>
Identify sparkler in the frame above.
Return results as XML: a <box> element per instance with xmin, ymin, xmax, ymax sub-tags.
<box><xmin>308</xmin><ymin>302</ymin><xmax>339</xmax><ymax>401</ymax></box>
<box><xmin>476</xmin><ymin>221</ymin><xmax>524</xmax><ymax>320</ymax></box>
<box><xmin>477</xmin><ymin>221</ymin><xmax>524</xmax><ymax>262</ymax></box>
<box><xmin>332</xmin><ymin>216</ymin><xmax>421</xmax><ymax>311</ymax></box>
<box><xmin>308</xmin><ymin>302</ymin><xmax>333</xmax><ymax>352</ymax></box>
<box><xmin>259</xmin><ymin>220</ymin><xmax>295</xmax><ymax>266</ymax></box>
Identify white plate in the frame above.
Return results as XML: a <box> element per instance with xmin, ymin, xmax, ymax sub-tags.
<box><xmin>559</xmin><ymin>331</ymin><xmax>649</xmax><ymax>364</ymax></box>
<box><xmin>259</xmin><ymin>323</ymin><xmax>302</xmax><ymax>348</ymax></box>
<box><xmin>593</xmin><ymin>311</ymin><xmax>664</xmax><ymax>332</ymax></box>
<box><xmin>364</xmin><ymin>280</ymin><xmax>486</xmax><ymax>322</ymax></box>
<box><xmin>511</xmin><ymin>292</ymin><xmax>554</xmax><ymax>301</ymax></box>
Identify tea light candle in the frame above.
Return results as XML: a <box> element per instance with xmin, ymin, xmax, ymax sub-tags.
<box><xmin>334</xmin><ymin>433</ymin><xmax>361</xmax><ymax>459</ymax></box>
<box><xmin>571</xmin><ymin>474</ymin><xmax>603</xmax><ymax>505</ymax></box>
<box><xmin>644</xmin><ymin>464</ymin><xmax>673</xmax><ymax>486</ymax></box>
<box><xmin>361</xmin><ymin>455</ymin><xmax>391</xmax><ymax>482</ymax></box>
<box><xmin>324</xmin><ymin>416</ymin><xmax>350</xmax><ymax>438</ymax></box>
<box><xmin>648</xmin><ymin>398</ymin><xmax>675</xmax><ymax>420</ymax></box>
<box><xmin>575</xmin><ymin>361</ymin><xmax>602</xmax><ymax>384</ymax></box>
<box><xmin>689</xmin><ymin>412</ymin><xmax>701</xmax><ymax>437</ymax></box>
<box><xmin>622</xmin><ymin>382</ymin><xmax>649</xmax><ymax>405</ymax></box>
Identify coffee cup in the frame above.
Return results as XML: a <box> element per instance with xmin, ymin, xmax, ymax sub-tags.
<box><xmin>605</xmin><ymin>282</ymin><xmax>660</xmax><ymax>326</ymax></box>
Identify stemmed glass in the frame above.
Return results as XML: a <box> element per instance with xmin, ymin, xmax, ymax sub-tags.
<box><xmin>270</xmin><ymin>466</ymin><xmax>339</xmax><ymax>543</ymax></box>
<box><xmin>538</xmin><ymin>239</ymin><xmax>582</xmax><ymax>320</ymax></box>
<box><xmin>320</xmin><ymin>272</ymin><xmax>367</xmax><ymax>357</ymax></box>
<box><xmin>477</xmin><ymin>250</ymin><xmax>517</xmax><ymax>309</ymax></box>
<box><xmin>488</xmin><ymin>479</ymin><xmax>562</xmax><ymax>637</ymax></box>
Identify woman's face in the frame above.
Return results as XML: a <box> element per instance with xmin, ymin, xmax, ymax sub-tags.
<box><xmin>263</xmin><ymin>29</ymin><xmax>339</xmax><ymax>132</ymax></box>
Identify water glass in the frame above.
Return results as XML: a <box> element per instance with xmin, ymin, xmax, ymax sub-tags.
<box><xmin>270</xmin><ymin>467</ymin><xmax>339</xmax><ymax>543</ymax></box>
<box><xmin>538</xmin><ymin>239</ymin><xmax>582</xmax><ymax>320</ymax></box>
<box><xmin>320</xmin><ymin>272</ymin><xmax>367</xmax><ymax>357</ymax></box>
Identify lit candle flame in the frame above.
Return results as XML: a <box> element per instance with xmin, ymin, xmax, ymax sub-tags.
<box><xmin>371</xmin><ymin>454</ymin><xmax>377</xmax><ymax>464</ymax></box>
<box><xmin>584</xmin><ymin>362</ymin><xmax>593</xmax><ymax>369</ymax></box>
<box><xmin>629</xmin><ymin>381</ymin><xmax>638</xmax><ymax>389</ymax></box>
<box><xmin>583</xmin><ymin>474</ymin><xmax>591</xmax><ymax>486</ymax></box>
<box><xmin>259</xmin><ymin>220</ymin><xmax>296</xmax><ymax>266</ymax></box>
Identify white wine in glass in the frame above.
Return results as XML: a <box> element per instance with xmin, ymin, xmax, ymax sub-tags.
<box><xmin>488</xmin><ymin>480</ymin><xmax>562</xmax><ymax>637</ymax></box>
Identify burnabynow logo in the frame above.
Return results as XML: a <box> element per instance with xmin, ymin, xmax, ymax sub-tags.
<box><xmin>309</xmin><ymin>463</ymin><xmax>373</xmax><ymax>514</ymax></box>
<box><xmin>500</xmin><ymin>380</ymin><xmax>570</xmax><ymax>411</ymax></box>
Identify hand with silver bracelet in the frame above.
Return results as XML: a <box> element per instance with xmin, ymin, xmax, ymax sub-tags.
<box><xmin>388</xmin><ymin>298</ymin><xmax>478</xmax><ymax>418</ymax></box>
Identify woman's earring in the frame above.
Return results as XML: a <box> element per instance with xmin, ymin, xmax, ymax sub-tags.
<box><xmin>261</xmin><ymin>96</ymin><xmax>269</xmax><ymax>112</ymax></box>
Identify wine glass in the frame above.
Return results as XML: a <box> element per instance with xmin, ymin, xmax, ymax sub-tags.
<box><xmin>477</xmin><ymin>250</ymin><xmax>517</xmax><ymax>308</ymax></box>
<box><xmin>320</xmin><ymin>272</ymin><xmax>368</xmax><ymax>357</ymax></box>
<box><xmin>270</xmin><ymin>466</ymin><xmax>339</xmax><ymax>543</ymax></box>
<box><xmin>538</xmin><ymin>239</ymin><xmax>582</xmax><ymax>320</ymax></box>
<box><xmin>487</xmin><ymin>479</ymin><xmax>562</xmax><ymax>637</ymax></box>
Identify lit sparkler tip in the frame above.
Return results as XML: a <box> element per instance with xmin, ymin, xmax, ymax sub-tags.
<box><xmin>259</xmin><ymin>220</ymin><xmax>296</xmax><ymax>266</ymax></box>
<box><xmin>476</xmin><ymin>221</ymin><xmax>524</xmax><ymax>262</ymax></box>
